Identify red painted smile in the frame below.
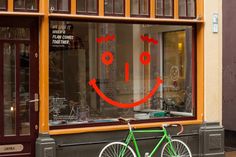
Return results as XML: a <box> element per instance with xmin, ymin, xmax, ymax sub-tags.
<box><xmin>89</xmin><ymin>77</ymin><xmax>163</xmax><ymax>108</ymax></box>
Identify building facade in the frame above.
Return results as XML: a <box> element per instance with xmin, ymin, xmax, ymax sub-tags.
<box><xmin>0</xmin><ymin>0</ymin><xmax>223</xmax><ymax>157</ymax></box>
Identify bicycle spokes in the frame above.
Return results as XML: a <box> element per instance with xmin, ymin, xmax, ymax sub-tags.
<box><xmin>162</xmin><ymin>140</ymin><xmax>191</xmax><ymax>157</ymax></box>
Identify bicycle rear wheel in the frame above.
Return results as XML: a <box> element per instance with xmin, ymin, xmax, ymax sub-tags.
<box><xmin>99</xmin><ymin>142</ymin><xmax>137</xmax><ymax>157</ymax></box>
<box><xmin>161</xmin><ymin>139</ymin><xmax>192</xmax><ymax>157</ymax></box>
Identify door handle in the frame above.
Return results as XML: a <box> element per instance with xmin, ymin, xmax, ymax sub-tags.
<box><xmin>29</xmin><ymin>99</ymin><xmax>39</xmax><ymax>103</ymax></box>
<box><xmin>28</xmin><ymin>93</ymin><xmax>39</xmax><ymax>112</ymax></box>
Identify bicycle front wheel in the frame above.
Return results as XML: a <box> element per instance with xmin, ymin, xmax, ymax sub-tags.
<box><xmin>161</xmin><ymin>139</ymin><xmax>192</xmax><ymax>157</ymax></box>
<box><xmin>99</xmin><ymin>142</ymin><xmax>137</xmax><ymax>157</ymax></box>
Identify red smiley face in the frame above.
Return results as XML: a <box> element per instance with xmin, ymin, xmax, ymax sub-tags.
<box><xmin>89</xmin><ymin>35</ymin><xmax>163</xmax><ymax>108</ymax></box>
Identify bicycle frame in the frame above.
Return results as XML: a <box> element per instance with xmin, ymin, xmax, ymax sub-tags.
<box><xmin>123</xmin><ymin>127</ymin><xmax>176</xmax><ymax>157</ymax></box>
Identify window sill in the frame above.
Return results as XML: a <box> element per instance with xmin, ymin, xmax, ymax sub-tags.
<box><xmin>0</xmin><ymin>11</ymin><xmax>44</xmax><ymax>16</ymax></box>
<box><xmin>48</xmin><ymin>13</ymin><xmax>204</xmax><ymax>23</ymax></box>
<box><xmin>49</xmin><ymin>119</ymin><xmax>203</xmax><ymax>135</ymax></box>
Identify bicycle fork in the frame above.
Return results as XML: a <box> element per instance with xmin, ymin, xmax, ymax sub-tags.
<box><xmin>165</xmin><ymin>136</ymin><xmax>178</xmax><ymax>157</ymax></box>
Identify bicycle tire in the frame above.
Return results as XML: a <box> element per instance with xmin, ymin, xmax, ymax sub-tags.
<box><xmin>161</xmin><ymin>139</ymin><xmax>192</xmax><ymax>157</ymax></box>
<box><xmin>99</xmin><ymin>142</ymin><xmax>137</xmax><ymax>157</ymax></box>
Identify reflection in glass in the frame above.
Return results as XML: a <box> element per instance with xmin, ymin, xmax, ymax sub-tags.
<box><xmin>50</xmin><ymin>0</ymin><xmax>69</xmax><ymax>12</ymax></box>
<box><xmin>187</xmin><ymin>0</ymin><xmax>195</xmax><ymax>17</ymax></box>
<box><xmin>114</xmin><ymin>0</ymin><xmax>124</xmax><ymax>14</ymax></box>
<box><xmin>0</xmin><ymin>27</ymin><xmax>30</xmax><ymax>40</ymax></box>
<box><xmin>131</xmin><ymin>0</ymin><xmax>139</xmax><ymax>15</ymax></box>
<box><xmin>179</xmin><ymin>0</ymin><xmax>186</xmax><ymax>17</ymax></box>
<box><xmin>140</xmin><ymin>0</ymin><xmax>149</xmax><ymax>15</ymax></box>
<box><xmin>104</xmin><ymin>0</ymin><xmax>113</xmax><ymax>14</ymax></box>
<box><xmin>163</xmin><ymin>30</ymin><xmax>193</xmax><ymax>113</ymax></box>
<box><xmin>0</xmin><ymin>0</ymin><xmax>6</xmax><ymax>9</ymax></box>
<box><xmin>25</xmin><ymin>0</ymin><xmax>38</xmax><ymax>10</ymax></box>
<box><xmin>164</xmin><ymin>0</ymin><xmax>173</xmax><ymax>16</ymax></box>
<box><xmin>88</xmin><ymin>0</ymin><xmax>97</xmax><ymax>13</ymax></box>
<box><xmin>19</xmin><ymin>43</ymin><xmax>30</xmax><ymax>135</ymax></box>
<box><xmin>58</xmin><ymin>0</ymin><xmax>69</xmax><ymax>11</ymax></box>
<box><xmin>49</xmin><ymin>21</ymin><xmax>194</xmax><ymax>126</ymax></box>
<box><xmin>4</xmin><ymin>43</ymin><xmax>16</xmax><ymax>136</ymax></box>
<box><xmin>156</xmin><ymin>0</ymin><xmax>163</xmax><ymax>16</ymax></box>
<box><xmin>14</xmin><ymin>0</ymin><xmax>25</xmax><ymax>9</ymax></box>
<box><xmin>14</xmin><ymin>0</ymin><xmax>38</xmax><ymax>10</ymax></box>
<box><xmin>77</xmin><ymin>0</ymin><xmax>86</xmax><ymax>12</ymax></box>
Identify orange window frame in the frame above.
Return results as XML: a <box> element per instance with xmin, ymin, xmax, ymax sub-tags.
<box><xmin>38</xmin><ymin>0</ymin><xmax>204</xmax><ymax>135</ymax></box>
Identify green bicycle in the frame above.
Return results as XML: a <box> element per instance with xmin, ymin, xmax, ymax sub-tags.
<box><xmin>99</xmin><ymin>118</ymin><xmax>192</xmax><ymax>157</ymax></box>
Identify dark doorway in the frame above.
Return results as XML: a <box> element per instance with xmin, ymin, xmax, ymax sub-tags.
<box><xmin>0</xmin><ymin>17</ymin><xmax>39</xmax><ymax>157</ymax></box>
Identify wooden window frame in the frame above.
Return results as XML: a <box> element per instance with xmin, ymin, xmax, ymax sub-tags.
<box><xmin>76</xmin><ymin>0</ymin><xmax>98</xmax><ymax>15</ymax></box>
<box><xmin>0</xmin><ymin>0</ymin><xmax>7</xmax><ymax>11</ymax></box>
<box><xmin>179</xmin><ymin>0</ymin><xmax>196</xmax><ymax>19</ymax></box>
<box><xmin>48</xmin><ymin>20</ymin><xmax>197</xmax><ymax>131</ymax></box>
<box><xmin>155</xmin><ymin>0</ymin><xmax>174</xmax><ymax>18</ymax></box>
<box><xmin>130</xmin><ymin>0</ymin><xmax>150</xmax><ymax>17</ymax></box>
<box><xmin>49</xmin><ymin>0</ymin><xmax>71</xmax><ymax>14</ymax></box>
<box><xmin>104</xmin><ymin>0</ymin><xmax>125</xmax><ymax>17</ymax></box>
<box><xmin>13</xmin><ymin>0</ymin><xmax>39</xmax><ymax>12</ymax></box>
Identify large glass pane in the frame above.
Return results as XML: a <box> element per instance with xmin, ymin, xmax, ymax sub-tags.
<box><xmin>131</xmin><ymin>0</ymin><xmax>139</xmax><ymax>15</ymax></box>
<box><xmin>114</xmin><ymin>0</ymin><xmax>124</xmax><ymax>14</ymax></box>
<box><xmin>77</xmin><ymin>0</ymin><xmax>86</xmax><ymax>12</ymax></box>
<box><xmin>187</xmin><ymin>0</ymin><xmax>195</xmax><ymax>17</ymax></box>
<box><xmin>88</xmin><ymin>0</ymin><xmax>97</xmax><ymax>13</ymax></box>
<box><xmin>3</xmin><ymin>43</ymin><xmax>16</xmax><ymax>136</ymax></box>
<box><xmin>164</xmin><ymin>0</ymin><xmax>173</xmax><ymax>16</ymax></box>
<box><xmin>19</xmin><ymin>43</ymin><xmax>30</xmax><ymax>135</ymax></box>
<box><xmin>156</xmin><ymin>0</ymin><xmax>163</xmax><ymax>16</ymax></box>
<box><xmin>179</xmin><ymin>0</ymin><xmax>186</xmax><ymax>17</ymax></box>
<box><xmin>104</xmin><ymin>0</ymin><xmax>113</xmax><ymax>14</ymax></box>
<box><xmin>49</xmin><ymin>21</ymin><xmax>194</xmax><ymax>126</ymax></box>
<box><xmin>140</xmin><ymin>0</ymin><xmax>149</xmax><ymax>15</ymax></box>
<box><xmin>0</xmin><ymin>0</ymin><xmax>6</xmax><ymax>10</ymax></box>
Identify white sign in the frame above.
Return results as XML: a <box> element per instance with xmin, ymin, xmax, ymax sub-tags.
<box><xmin>0</xmin><ymin>144</ymin><xmax>23</xmax><ymax>153</ymax></box>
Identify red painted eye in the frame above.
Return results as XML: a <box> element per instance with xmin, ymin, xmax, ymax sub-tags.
<box><xmin>140</xmin><ymin>51</ymin><xmax>151</xmax><ymax>65</ymax></box>
<box><xmin>101</xmin><ymin>51</ymin><xmax>114</xmax><ymax>65</ymax></box>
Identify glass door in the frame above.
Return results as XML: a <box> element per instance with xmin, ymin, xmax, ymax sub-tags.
<box><xmin>0</xmin><ymin>26</ymin><xmax>38</xmax><ymax>157</ymax></box>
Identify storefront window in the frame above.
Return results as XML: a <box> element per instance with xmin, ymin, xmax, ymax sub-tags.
<box><xmin>0</xmin><ymin>0</ymin><xmax>7</xmax><ymax>10</ymax></box>
<box><xmin>156</xmin><ymin>0</ymin><xmax>173</xmax><ymax>18</ymax></box>
<box><xmin>49</xmin><ymin>21</ymin><xmax>195</xmax><ymax>127</ymax></box>
<box><xmin>77</xmin><ymin>0</ymin><xmax>97</xmax><ymax>15</ymax></box>
<box><xmin>104</xmin><ymin>0</ymin><xmax>124</xmax><ymax>16</ymax></box>
<box><xmin>179</xmin><ymin>0</ymin><xmax>196</xmax><ymax>18</ymax></box>
<box><xmin>50</xmin><ymin>0</ymin><xmax>70</xmax><ymax>13</ymax></box>
<box><xmin>131</xmin><ymin>0</ymin><xmax>149</xmax><ymax>16</ymax></box>
<box><xmin>14</xmin><ymin>0</ymin><xmax>38</xmax><ymax>11</ymax></box>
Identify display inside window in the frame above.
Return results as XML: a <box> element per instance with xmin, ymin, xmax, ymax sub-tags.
<box><xmin>131</xmin><ymin>0</ymin><xmax>149</xmax><ymax>16</ymax></box>
<box><xmin>14</xmin><ymin>0</ymin><xmax>38</xmax><ymax>11</ymax></box>
<box><xmin>0</xmin><ymin>0</ymin><xmax>7</xmax><ymax>10</ymax></box>
<box><xmin>77</xmin><ymin>0</ymin><xmax>97</xmax><ymax>14</ymax></box>
<box><xmin>156</xmin><ymin>0</ymin><xmax>173</xmax><ymax>18</ymax></box>
<box><xmin>49</xmin><ymin>0</ymin><xmax>69</xmax><ymax>13</ymax></box>
<box><xmin>104</xmin><ymin>0</ymin><xmax>124</xmax><ymax>16</ymax></box>
<box><xmin>49</xmin><ymin>21</ymin><xmax>195</xmax><ymax>127</ymax></box>
<box><xmin>179</xmin><ymin>0</ymin><xmax>196</xmax><ymax>18</ymax></box>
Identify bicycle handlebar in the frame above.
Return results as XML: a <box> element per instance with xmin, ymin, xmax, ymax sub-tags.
<box><xmin>162</xmin><ymin>123</ymin><xmax>184</xmax><ymax>135</ymax></box>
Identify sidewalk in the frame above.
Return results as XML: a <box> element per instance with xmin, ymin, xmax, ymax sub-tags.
<box><xmin>225</xmin><ymin>151</ymin><xmax>236</xmax><ymax>157</ymax></box>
